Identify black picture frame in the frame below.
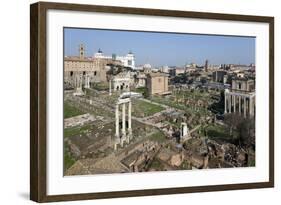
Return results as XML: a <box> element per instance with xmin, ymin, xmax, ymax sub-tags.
<box><xmin>30</xmin><ymin>1</ymin><xmax>274</xmax><ymax>202</ymax></box>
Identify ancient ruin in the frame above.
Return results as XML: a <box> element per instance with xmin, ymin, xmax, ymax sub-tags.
<box><xmin>63</xmin><ymin>41</ymin><xmax>256</xmax><ymax>176</ymax></box>
<box><xmin>114</xmin><ymin>96</ymin><xmax>133</xmax><ymax>150</ymax></box>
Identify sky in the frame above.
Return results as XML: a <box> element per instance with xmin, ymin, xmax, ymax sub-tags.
<box><xmin>64</xmin><ymin>28</ymin><xmax>255</xmax><ymax>67</ymax></box>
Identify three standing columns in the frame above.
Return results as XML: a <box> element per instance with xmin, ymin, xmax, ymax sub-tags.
<box><xmin>114</xmin><ymin>99</ymin><xmax>132</xmax><ymax>150</ymax></box>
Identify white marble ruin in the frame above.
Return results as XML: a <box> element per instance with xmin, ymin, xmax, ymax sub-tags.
<box><xmin>114</xmin><ymin>97</ymin><xmax>133</xmax><ymax>150</ymax></box>
<box><xmin>73</xmin><ymin>74</ymin><xmax>85</xmax><ymax>96</ymax></box>
<box><xmin>64</xmin><ymin>113</ymin><xmax>96</xmax><ymax>128</ymax></box>
<box><xmin>224</xmin><ymin>89</ymin><xmax>255</xmax><ymax>117</ymax></box>
<box><xmin>180</xmin><ymin>122</ymin><xmax>190</xmax><ymax>141</ymax></box>
<box><xmin>111</xmin><ymin>72</ymin><xmax>131</xmax><ymax>93</ymax></box>
<box><xmin>84</xmin><ymin>74</ymin><xmax>90</xmax><ymax>89</ymax></box>
<box><xmin>109</xmin><ymin>78</ymin><xmax>112</xmax><ymax>95</ymax></box>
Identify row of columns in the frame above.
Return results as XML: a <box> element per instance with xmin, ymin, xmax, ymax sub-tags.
<box><xmin>73</xmin><ymin>74</ymin><xmax>91</xmax><ymax>96</ymax></box>
<box><xmin>224</xmin><ymin>92</ymin><xmax>255</xmax><ymax>117</ymax></box>
<box><xmin>114</xmin><ymin>99</ymin><xmax>132</xmax><ymax>150</ymax></box>
<box><xmin>109</xmin><ymin>79</ymin><xmax>112</xmax><ymax>95</ymax></box>
<box><xmin>73</xmin><ymin>74</ymin><xmax>84</xmax><ymax>95</ymax></box>
<box><xmin>73</xmin><ymin>74</ymin><xmax>91</xmax><ymax>89</ymax></box>
<box><xmin>84</xmin><ymin>75</ymin><xmax>90</xmax><ymax>88</ymax></box>
<box><xmin>74</xmin><ymin>74</ymin><xmax>83</xmax><ymax>89</ymax></box>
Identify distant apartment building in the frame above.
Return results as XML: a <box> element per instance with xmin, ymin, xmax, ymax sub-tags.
<box><xmin>204</xmin><ymin>59</ymin><xmax>209</xmax><ymax>72</ymax></box>
<box><xmin>212</xmin><ymin>70</ymin><xmax>227</xmax><ymax>83</ymax></box>
<box><xmin>159</xmin><ymin>65</ymin><xmax>170</xmax><ymax>73</ymax></box>
<box><xmin>175</xmin><ymin>67</ymin><xmax>186</xmax><ymax>75</ymax></box>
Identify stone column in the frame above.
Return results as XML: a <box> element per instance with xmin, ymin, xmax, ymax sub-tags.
<box><xmin>228</xmin><ymin>95</ymin><xmax>232</xmax><ymax>113</ymax></box>
<box><xmin>78</xmin><ymin>74</ymin><xmax>80</xmax><ymax>88</ymax></box>
<box><xmin>78</xmin><ymin>74</ymin><xmax>81</xmax><ymax>88</ymax></box>
<box><xmin>75</xmin><ymin>74</ymin><xmax>83</xmax><ymax>95</ymax></box>
<box><xmin>79</xmin><ymin>74</ymin><xmax>81</xmax><ymax>88</ymax></box>
<box><xmin>85</xmin><ymin>75</ymin><xmax>88</xmax><ymax>88</ymax></box>
<box><xmin>239</xmin><ymin>96</ymin><xmax>241</xmax><ymax>114</ymax></box>
<box><xmin>249</xmin><ymin>97</ymin><xmax>252</xmax><ymax>116</ymax></box>
<box><xmin>109</xmin><ymin>79</ymin><xmax>112</xmax><ymax>96</ymax></box>
<box><xmin>180</xmin><ymin>123</ymin><xmax>188</xmax><ymax>140</ymax></box>
<box><xmin>85</xmin><ymin>75</ymin><xmax>87</xmax><ymax>88</ymax></box>
<box><xmin>128</xmin><ymin>101</ymin><xmax>132</xmax><ymax>139</ymax></box>
<box><xmin>244</xmin><ymin>97</ymin><xmax>247</xmax><ymax>117</ymax></box>
<box><xmin>224</xmin><ymin>93</ymin><xmax>227</xmax><ymax>113</ymax></box>
<box><xmin>248</xmin><ymin>97</ymin><xmax>250</xmax><ymax>116</ymax></box>
<box><xmin>247</xmin><ymin>98</ymin><xmax>249</xmax><ymax>116</ymax></box>
<box><xmin>87</xmin><ymin>76</ymin><xmax>90</xmax><ymax>88</ymax></box>
<box><xmin>251</xmin><ymin>97</ymin><xmax>253</xmax><ymax>116</ymax></box>
<box><xmin>233</xmin><ymin>95</ymin><xmax>236</xmax><ymax>113</ymax></box>
<box><xmin>252</xmin><ymin>97</ymin><xmax>254</xmax><ymax>116</ymax></box>
<box><xmin>122</xmin><ymin>103</ymin><xmax>126</xmax><ymax>147</ymax></box>
<box><xmin>114</xmin><ymin>104</ymin><xmax>119</xmax><ymax>150</ymax></box>
<box><xmin>75</xmin><ymin>74</ymin><xmax>79</xmax><ymax>89</ymax></box>
<box><xmin>115</xmin><ymin>105</ymin><xmax>119</xmax><ymax>137</ymax></box>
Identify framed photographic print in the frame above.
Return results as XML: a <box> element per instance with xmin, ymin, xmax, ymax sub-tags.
<box><xmin>30</xmin><ymin>1</ymin><xmax>274</xmax><ymax>202</ymax></box>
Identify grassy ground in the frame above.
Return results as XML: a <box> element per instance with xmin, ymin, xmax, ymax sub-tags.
<box><xmin>165</xmin><ymin>120</ymin><xmax>180</xmax><ymax>128</ymax></box>
<box><xmin>64</xmin><ymin>102</ymin><xmax>85</xmax><ymax>118</ymax></box>
<box><xmin>180</xmin><ymin>160</ymin><xmax>191</xmax><ymax>170</ymax></box>
<box><xmin>248</xmin><ymin>159</ymin><xmax>255</xmax><ymax>167</ymax></box>
<box><xmin>174</xmin><ymin>89</ymin><xmax>210</xmax><ymax>101</ymax></box>
<box><xmin>149</xmin><ymin>159</ymin><xmax>165</xmax><ymax>171</ymax></box>
<box><xmin>149</xmin><ymin>131</ymin><xmax>166</xmax><ymax>143</ymax></box>
<box><xmin>64</xmin><ymin>144</ymin><xmax>76</xmax><ymax>172</ymax></box>
<box><xmin>133</xmin><ymin>87</ymin><xmax>149</xmax><ymax>98</ymax></box>
<box><xmin>247</xmin><ymin>149</ymin><xmax>256</xmax><ymax>167</ymax></box>
<box><xmin>91</xmin><ymin>82</ymin><xmax>109</xmax><ymax>91</ymax></box>
<box><xmin>64</xmin><ymin>124</ymin><xmax>92</xmax><ymax>138</ymax></box>
<box><xmin>151</xmin><ymin>95</ymin><xmax>209</xmax><ymax>116</ymax></box>
<box><xmin>132</xmin><ymin>99</ymin><xmax>164</xmax><ymax>117</ymax></box>
<box><xmin>205</xmin><ymin>124</ymin><xmax>234</xmax><ymax>143</ymax></box>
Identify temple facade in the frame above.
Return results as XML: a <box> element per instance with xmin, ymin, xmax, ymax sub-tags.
<box><xmin>224</xmin><ymin>77</ymin><xmax>255</xmax><ymax>117</ymax></box>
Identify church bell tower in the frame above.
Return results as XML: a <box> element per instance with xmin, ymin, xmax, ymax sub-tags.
<box><xmin>79</xmin><ymin>44</ymin><xmax>85</xmax><ymax>59</ymax></box>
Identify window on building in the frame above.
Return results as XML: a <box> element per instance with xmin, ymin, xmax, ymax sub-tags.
<box><xmin>238</xmin><ymin>82</ymin><xmax>242</xmax><ymax>89</ymax></box>
<box><xmin>94</xmin><ymin>71</ymin><xmax>97</xmax><ymax>76</ymax></box>
<box><xmin>128</xmin><ymin>60</ymin><xmax>132</xmax><ymax>66</ymax></box>
<box><xmin>70</xmin><ymin>71</ymin><xmax>73</xmax><ymax>76</ymax></box>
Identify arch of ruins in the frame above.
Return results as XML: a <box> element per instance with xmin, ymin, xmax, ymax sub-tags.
<box><xmin>114</xmin><ymin>97</ymin><xmax>133</xmax><ymax>150</ymax></box>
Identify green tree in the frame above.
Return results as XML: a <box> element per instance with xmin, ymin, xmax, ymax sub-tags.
<box><xmin>224</xmin><ymin>113</ymin><xmax>243</xmax><ymax>138</ymax></box>
<box><xmin>237</xmin><ymin>117</ymin><xmax>255</xmax><ymax>148</ymax></box>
